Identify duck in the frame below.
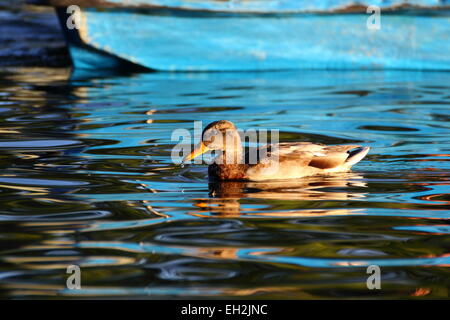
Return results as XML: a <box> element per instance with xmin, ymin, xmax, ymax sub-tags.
<box><xmin>183</xmin><ymin>120</ymin><xmax>370</xmax><ymax>181</ymax></box>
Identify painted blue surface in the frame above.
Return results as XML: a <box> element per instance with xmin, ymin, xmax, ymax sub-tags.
<box><xmin>68</xmin><ymin>43</ymin><xmax>126</xmax><ymax>70</ymax></box>
<box><xmin>54</xmin><ymin>7</ymin><xmax>128</xmax><ymax>70</ymax></box>
<box><xmin>58</xmin><ymin>7</ymin><xmax>450</xmax><ymax>71</ymax></box>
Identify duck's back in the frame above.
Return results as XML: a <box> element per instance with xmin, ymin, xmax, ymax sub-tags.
<box><xmin>244</xmin><ymin>143</ymin><xmax>369</xmax><ymax>181</ymax></box>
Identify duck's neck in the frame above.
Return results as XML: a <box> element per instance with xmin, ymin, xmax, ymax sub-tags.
<box><xmin>210</xmin><ymin>133</ymin><xmax>247</xmax><ymax>180</ymax></box>
<box><xmin>216</xmin><ymin>133</ymin><xmax>244</xmax><ymax>165</ymax></box>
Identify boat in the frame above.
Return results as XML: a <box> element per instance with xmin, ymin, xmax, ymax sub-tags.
<box><xmin>29</xmin><ymin>0</ymin><xmax>450</xmax><ymax>71</ymax></box>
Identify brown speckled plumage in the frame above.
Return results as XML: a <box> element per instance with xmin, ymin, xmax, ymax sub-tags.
<box><xmin>209</xmin><ymin>163</ymin><xmax>249</xmax><ymax>181</ymax></box>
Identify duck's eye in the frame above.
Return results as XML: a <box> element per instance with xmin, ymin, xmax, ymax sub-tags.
<box><xmin>203</xmin><ymin>129</ymin><xmax>220</xmax><ymax>145</ymax></box>
<box><xmin>204</xmin><ymin>135</ymin><xmax>215</xmax><ymax>146</ymax></box>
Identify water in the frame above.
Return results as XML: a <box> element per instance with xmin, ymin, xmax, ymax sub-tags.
<box><xmin>0</xmin><ymin>68</ymin><xmax>449</xmax><ymax>299</ymax></box>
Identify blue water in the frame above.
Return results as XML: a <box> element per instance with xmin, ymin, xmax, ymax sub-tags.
<box><xmin>0</xmin><ymin>68</ymin><xmax>449</xmax><ymax>298</ymax></box>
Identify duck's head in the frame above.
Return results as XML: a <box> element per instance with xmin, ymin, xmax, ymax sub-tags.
<box><xmin>183</xmin><ymin>120</ymin><xmax>242</xmax><ymax>163</ymax></box>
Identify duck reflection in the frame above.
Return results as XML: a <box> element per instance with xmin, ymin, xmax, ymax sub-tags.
<box><xmin>190</xmin><ymin>172</ymin><xmax>367</xmax><ymax>217</ymax></box>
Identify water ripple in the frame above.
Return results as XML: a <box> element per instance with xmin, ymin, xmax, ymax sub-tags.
<box><xmin>0</xmin><ymin>69</ymin><xmax>449</xmax><ymax>298</ymax></box>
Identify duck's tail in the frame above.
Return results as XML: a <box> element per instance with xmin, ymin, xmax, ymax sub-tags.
<box><xmin>345</xmin><ymin>147</ymin><xmax>370</xmax><ymax>167</ymax></box>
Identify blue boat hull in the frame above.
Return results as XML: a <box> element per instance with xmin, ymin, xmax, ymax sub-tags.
<box><xmin>52</xmin><ymin>6</ymin><xmax>450</xmax><ymax>71</ymax></box>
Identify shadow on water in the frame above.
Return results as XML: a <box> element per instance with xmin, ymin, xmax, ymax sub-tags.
<box><xmin>0</xmin><ymin>67</ymin><xmax>449</xmax><ymax>298</ymax></box>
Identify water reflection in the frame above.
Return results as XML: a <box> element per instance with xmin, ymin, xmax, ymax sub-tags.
<box><xmin>190</xmin><ymin>173</ymin><xmax>367</xmax><ymax>217</ymax></box>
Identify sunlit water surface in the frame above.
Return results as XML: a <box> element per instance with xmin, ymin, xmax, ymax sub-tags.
<box><xmin>0</xmin><ymin>68</ymin><xmax>449</xmax><ymax>299</ymax></box>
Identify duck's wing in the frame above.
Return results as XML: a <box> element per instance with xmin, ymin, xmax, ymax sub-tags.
<box><xmin>245</xmin><ymin>143</ymin><xmax>369</xmax><ymax>180</ymax></box>
<box><xmin>256</xmin><ymin>143</ymin><xmax>364</xmax><ymax>165</ymax></box>
<box><xmin>307</xmin><ymin>144</ymin><xmax>368</xmax><ymax>169</ymax></box>
<box><xmin>245</xmin><ymin>142</ymin><xmax>315</xmax><ymax>166</ymax></box>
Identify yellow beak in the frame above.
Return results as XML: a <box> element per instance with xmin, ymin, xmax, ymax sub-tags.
<box><xmin>183</xmin><ymin>142</ymin><xmax>209</xmax><ymax>163</ymax></box>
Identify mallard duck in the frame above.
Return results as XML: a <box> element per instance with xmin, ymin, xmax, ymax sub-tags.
<box><xmin>183</xmin><ymin>120</ymin><xmax>370</xmax><ymax>181</ymax></box>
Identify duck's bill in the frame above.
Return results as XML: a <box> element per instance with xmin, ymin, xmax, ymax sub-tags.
<box><xmin>183</xmin><ymin>142</ymin><xmax>209</xmax><ymax>163</ymax></box>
